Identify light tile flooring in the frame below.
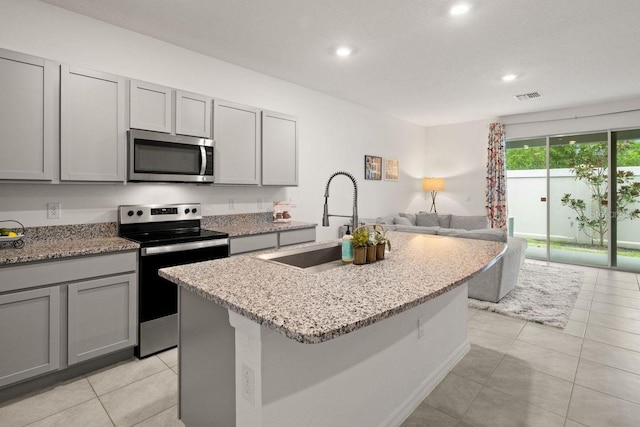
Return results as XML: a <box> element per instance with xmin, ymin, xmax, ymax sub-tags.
<box><xmin>1</xmin><ymin>260</ymin><xmax>639</xmax><ymax>426</ymax></box>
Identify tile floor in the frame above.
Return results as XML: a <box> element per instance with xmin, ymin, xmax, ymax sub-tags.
<box><xmin>1</xmin><ymin>260</ymin><xmax>639</xmax><ymax>427</ymax></box>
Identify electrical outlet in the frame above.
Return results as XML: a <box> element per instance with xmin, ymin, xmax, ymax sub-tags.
<box><xmin>417</xmin><ymin>316</ymin><xmax>425</xmax><ymax>339</ymax></box>
<box><xmin>257</xmin><ymin>198</ymin><xmax>264</xmax><ymax>210</ymax></box>
<box><xmin>241</xmin><ymin>364</ymin><xmax>255</xmax><ymax>404</ymax></box>
<box><xmin>47</xmin><ymin>202</ymin><xmax>61</xmax><ymax>219</ymax></box>
<box><xmin>229</xmin><ymin>198</ymin><xmax>235</xmax><ymax>210</ymax></box>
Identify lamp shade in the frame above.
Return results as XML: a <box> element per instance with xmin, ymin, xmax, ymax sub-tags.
<box><xmin>422</xmin><ymin>177</ymin><xmax>445</xmax><ymax>192</ymax></box>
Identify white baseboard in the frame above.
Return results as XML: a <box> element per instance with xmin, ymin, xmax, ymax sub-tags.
<box><xmin>380</xmin><ymin>339</ymin><xmax>471</xmax><ymax>427</ymax></box>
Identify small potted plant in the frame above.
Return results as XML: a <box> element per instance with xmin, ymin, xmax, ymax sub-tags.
<box><xmin>352</xmin><ymin>227</ymin><xmax>369</xmax><ymax>265</ymax></box>
<box><xmin>373</xmin><ymin>224</ymin><xmax>391</xmax><ymax>260</ymax></box>
<box><xmin>366</xmin><ymin>229</ymin><xmax>377</xmax><ymax>263</ymax></box>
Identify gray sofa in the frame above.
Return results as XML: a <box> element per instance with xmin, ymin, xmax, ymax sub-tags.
<box><xmin>347</xmin><ymin>212</ymin><xmax>527</xmax><ymax>303</ymax></box>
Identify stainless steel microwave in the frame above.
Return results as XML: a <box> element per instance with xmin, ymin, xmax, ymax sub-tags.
<box><xmin>128</xmin><ymin>130</ymin><xmax>214</xmax><ymax>183</ymax></box>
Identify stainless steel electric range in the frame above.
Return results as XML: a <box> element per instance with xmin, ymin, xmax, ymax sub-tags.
<box><xmin>118</xmin><ymin>203</ymin><xmax>229</xmax><ymax>358</ymax></box>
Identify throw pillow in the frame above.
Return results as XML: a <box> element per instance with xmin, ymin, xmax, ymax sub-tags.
<box><xmin>416</xmin><ymin>213</ymin><xmax>440</xmax><ymax>227</ymax></box>
<box><xmin>437</xmin><ymin>214</ymin><xmax>452</xmax><ymax>228</ymax></box>
<box><xmin>393</xmin><ymin>216</ymin><xmax>413</xmax><ymax>226</ymax></box>
<box><xmin>450</xmin><ymin>215</ymin><xmax>489</xmax><ymax>231</ymax></box>
<box><xmin>399</xmin><ymin>213</ymin><xmax>417</xmax><ymax>226</ymax></box>
<box><xmin>375</xmin><ymin>216</ymin><xmax>395</xmax><ymax>225</ymax></box>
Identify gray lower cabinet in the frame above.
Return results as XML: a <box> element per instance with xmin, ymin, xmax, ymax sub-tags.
<box><xmin>279</xmin><ymin>228</ymin><xmax>316</xmax><ymax>247</ymax></box>
<box><xmin>214</xmin><ymin>100</ymin><xmax>260</xmax><ymax>184</ymax></box>
<box><xmin>67</xmin><ymin>273</ymin><xmax>137</xmax><ymax>365</ymax></box>
<box><xmin>262</xmin><ymin>110</ymin><xmax>299</xmax><ymax>186</ymax></box>
<box><xmin>60</xmin><ymin>65</ymin><xmax>126</xmax><ymax>182</ymax></box>
<box><xmin>229</xmin><ymin>227</ymin><xmax>316</xmax><ymax>255</ymax></box>
<box><xmin>0</xmin><ymin>48</ymin><xmax>56</xmax><ymax>181</ymax></box>
<box><xmin>0</xmin><ymin>287</ymin><xmax>60</xmax><ymax>388</ymax></box>
<box><xmin>0</xmin><ymin>252</ymin><xmax>137</xmax><ymax>388</ymax></box>
<box><xmin>230</xmin><ymin>233</ymin><xmax>278</xmax><ymax>255</ymax></box>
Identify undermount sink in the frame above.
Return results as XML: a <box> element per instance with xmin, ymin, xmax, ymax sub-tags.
<box><xmin>255</xmin><ymin>242</ymin><xmax>345</xmax><ymax>273</ymax></box>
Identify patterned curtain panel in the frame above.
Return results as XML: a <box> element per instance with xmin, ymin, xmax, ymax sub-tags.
<box><xmin>486</xmin><ymin>123</ymin><xmax>507</xmax><ymax>230</ymax></box>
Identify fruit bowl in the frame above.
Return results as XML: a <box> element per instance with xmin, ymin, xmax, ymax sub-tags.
<box><xmin>0</xmin><ymin>220</ymin><xmax>25</xmax><ymax>248</ymax></box>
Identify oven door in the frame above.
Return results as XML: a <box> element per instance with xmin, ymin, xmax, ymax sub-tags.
<box><xmin>128</xmin><ymin>130</ymin><xmax>214</xmax><ymax>183</ymax></box>
<box><xmin>137</xmin><ymin>239</ymin><xmax>228</xmax><ymax>357</ymax></box>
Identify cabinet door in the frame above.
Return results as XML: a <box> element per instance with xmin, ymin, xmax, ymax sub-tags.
<box><xmin>60</xmin><ymin>65</ymin><xmax>126</xmax><ymax>182</ymax></box>
<box><xmin>0</xmin><ymin>49</ymin><xmax>55</xmax><ymax>180</ymax></box>
<box><xmin>0</xmin><ymin>287</ymin><xmax>60</xmax><ymax>387</ymax></box>
<box><xmin>262</xmin><ymin>110</ymin><xmax>298</xmax><ymax>186</ymax></box>
<box><xmin>67</xmin><ymin>273</ymin><xmax>137</xmax><ymax>365</ymax></box>
<box><xmin>176</xmin><ymin>90</ymin><xmax>212</xmax><ymax>138</ymax></box>
<box><xmin>130</xmin><ymin>80</ymin><xmax>173</xmax><ymax>133</ymax></box>
<box><xmin>214</xmin><ymin>100</ymin><xmax>260</xmax><ymax>185</ymax></box>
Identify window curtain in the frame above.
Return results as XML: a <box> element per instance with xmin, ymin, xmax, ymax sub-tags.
<box><xmin>486</xmin><ymin>123</ymin><xmax>507</xmax><ymax>230</ymax></box>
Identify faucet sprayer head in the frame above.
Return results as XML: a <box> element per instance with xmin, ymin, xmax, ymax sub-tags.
<box><xmin>322</xmin><ymin>202</ymin><xmax>330</xmax><ymax>226</ymax></box>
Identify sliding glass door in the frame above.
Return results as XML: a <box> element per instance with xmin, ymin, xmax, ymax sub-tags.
<box><xmin>505</xmin><ymin>138</ymin><xmax>548</xmax><ymax>259</ymax></box>
<box><xmin>506</xmin><ymin>129</ymin><xmax>640</xmax><ymax>272</ymax></box>
<box><xmin>613</xmin><ymin>129</ymin><xmax>640</xmax><ymax>271</ymax></box>
<box><xmin>548</xmin><ymin>132</ymin><xmax>609</xmax><ymax>267</ymax></box>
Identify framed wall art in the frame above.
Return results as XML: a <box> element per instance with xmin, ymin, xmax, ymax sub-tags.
<box><xmin>364</xmin><ymin>155</ymin><xmax>382</xmax><ymax>180</ymax></box>
<box><xmin>384</xmin><ymin>158</ymin><xmax>399</xmax><ymax>181</ymax></box>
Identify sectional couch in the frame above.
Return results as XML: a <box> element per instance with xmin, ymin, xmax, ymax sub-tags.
<box><xmin>346</xmin><ymin>212</ymin><xmax>527</xmax><ymax>303</ymax></box>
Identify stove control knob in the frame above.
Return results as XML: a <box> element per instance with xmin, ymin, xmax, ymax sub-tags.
<box><xmin>127</xmin><ymin>210</ymin><xmax>134</xmax><ymax>217</ymax></box>
<box><xmin>184</xmin><ymin>208</ymin><xmax>190</xmax><ymax>214</ymax></box>
<box><xmin>191</xmin><ymin>208</ymin><xmax>197</xmax><ymax>214</ymax></box>
<box><xmin>136</xmin><ymin>210</ymin><xmax>143</xmax><ymax>216</ymax></box>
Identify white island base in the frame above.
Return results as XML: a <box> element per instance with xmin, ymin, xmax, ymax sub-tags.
<box><xmin>178</xmin><ymin>283</ymin><xmax>470</xmax><ymax>427</ymax></box>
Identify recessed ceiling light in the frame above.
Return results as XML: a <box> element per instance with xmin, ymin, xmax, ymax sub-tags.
<box><xmin>335</xmin><ymin>46</ymin><xmax>352</xmax><ymax>57</ymax></box>
<box><xmin>450</xmin><ymin>3</ymin><xmax>471</xmax><ymax>16</ymax></box>
<box><xmin>502</xmin><ymin>74</ymin><xmax>517</xmax><ymax>82</ymax></box>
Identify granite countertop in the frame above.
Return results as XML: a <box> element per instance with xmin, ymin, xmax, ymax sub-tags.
<box><xmin>210</xmin><ymin>221</ymin><xmax>316</xmax><ymax>237</ymax></box>
<box><xmin>0</xmin><ymin>237</ymin><xmax>139</xmax><ymax>266</ymax></box>
<box><xmin>159</xmin><ymin>231</ymin><xmax>505</xmax><ymax>344</ymax></box>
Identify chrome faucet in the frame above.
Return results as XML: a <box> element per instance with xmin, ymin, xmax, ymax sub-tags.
<box><xmin>322</xmin><ymin>171</ymin><xmax>358</xmax><ymax>229</ymax></box>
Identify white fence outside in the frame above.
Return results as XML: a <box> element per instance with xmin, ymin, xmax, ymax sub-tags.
<box><xmin>507</xmin><ymin>167</ymin><xmax>640</xmax><ymax>250</ymax></box>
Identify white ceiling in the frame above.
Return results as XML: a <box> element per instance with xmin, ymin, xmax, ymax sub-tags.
<box><xmin>39</xmin><ymin>0</ymin><xmax>640</xmax><ymax>127</ymax></box>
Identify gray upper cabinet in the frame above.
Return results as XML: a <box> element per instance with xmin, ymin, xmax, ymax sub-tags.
<box><xmin>67</xmin><ymin>273</ymin><xmax>137</xmax><ymax>365</ymax></box>
<box><xmin>130</xmin><ymin>80</ymin><xmax>173</xmax><ymax>133</ymax></box>
<box><xmin>176</xmin><ymin>90</ymin><xmax>212</xmax><ymax>138</ymax></box>
<box><xmin>60</xmin><ymin>65</ymin><xmax>126</xmax><ymax>182</ymax></box>
<box><xmin>0</xmin><ymin>287</ymin><xmax>60</xmax><ymax>388</ymax></box>
<box><xmin>0</xmin><ymin>49</ymin><xmax>55</xmax><ymax>181</ymax></box>
<box><xmin>261</xmin><ymin>110</ymin><xmax>298</xmax><ymax>186</ymax></box>
<box><xmin>214</xmin><ymin>100</ymin><xmax>260</xmax><ymax>185</ymax></box>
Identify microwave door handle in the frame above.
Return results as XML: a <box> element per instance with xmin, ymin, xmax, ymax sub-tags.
<box><xmin>200</xmin><ymin>146</ymin><xmax>206</xmax><ymax>175</ymax></box>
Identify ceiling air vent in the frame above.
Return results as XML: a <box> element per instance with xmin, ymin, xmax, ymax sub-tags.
<box><xmin>514</xmin><ymin>91</ymin><xmax>543</xmax><ymax>101</ymax></box>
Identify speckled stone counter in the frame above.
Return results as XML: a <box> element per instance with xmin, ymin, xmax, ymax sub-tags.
<box><xmin>0</xmin><ymin>223</ymin><xmax>138</xmax><ymax>265</ymax></box>
<box><xmin>160</xmin><ymin>231</ymin><xmax>505</xmax><ymax>344</ymax></box>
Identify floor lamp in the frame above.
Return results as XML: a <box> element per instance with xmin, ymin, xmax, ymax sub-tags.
<box><xmin>422</xmin><ymin>178</ymin><xmax>445</xmax><ymax>213</ymax></box>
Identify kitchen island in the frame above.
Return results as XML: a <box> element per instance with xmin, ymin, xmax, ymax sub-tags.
<box><xmin>159</xmin><ymin>231</ymin><xmax>505</xmax><ymax>426</ymax></box>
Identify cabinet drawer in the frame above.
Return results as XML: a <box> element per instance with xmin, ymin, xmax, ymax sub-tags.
<box><xmin>0</xmin><ymin>251</ymin><xmax>137</xmax><ymax>294</ymax></box>
<box><xmin>279</xmin><ymin>228</ymin><xmax>316</xmax><ymax>246</ymax></box>
<box><xmin>230</xmin><ymin>233</ymin><xmax>277</xmax><ymax>255</ymax></box>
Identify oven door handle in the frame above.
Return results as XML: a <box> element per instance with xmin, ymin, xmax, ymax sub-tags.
<box><xmin>141</xmin><ymin>238</ymin><xmax>229</xmax><ymax>256</ymax></box>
